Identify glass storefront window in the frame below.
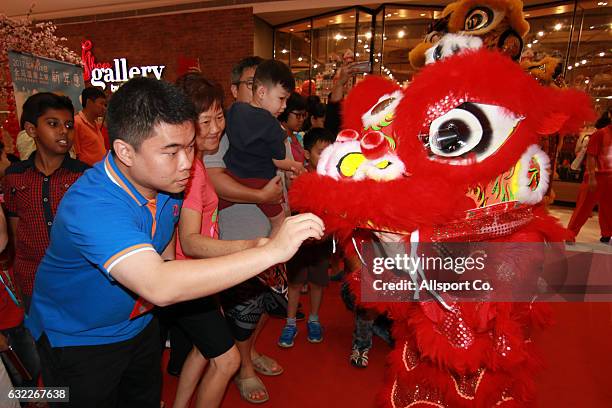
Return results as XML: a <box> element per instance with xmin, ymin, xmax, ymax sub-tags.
<box><xmin>274</xmin><ymin>30</ymin><xmax>291</xmax><ymax>66</ymax></box>
<box><xmin>381</xmin><ymin>7</ymin><xmax>437</xmax><ymax>87</ymax></box>
<box><xmin>311</xmin><ymin>11</ymin><xmax>356</xmax><ymax>100</ymax></box>
<box><xmin>275</xmin><ymin>21</ymin><xmax>311</xmax><ymax>90</ymax></box>
<box><xmin>273</xmin><ymin>2</ymin><xmax>610</xmax><ymax>111</ymax></box>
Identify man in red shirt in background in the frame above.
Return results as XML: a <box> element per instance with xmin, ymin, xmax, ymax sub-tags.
<box><xmin>74</xmin><ymin>87</ymin><xmax>107</xmax><ymax>166</ymax></box>
<box><xmin>568</xmin><ymin>109</ymin><xmax>612</xmax><ymax>243</ymax></box>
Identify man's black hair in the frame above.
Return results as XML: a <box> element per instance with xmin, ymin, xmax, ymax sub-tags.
<box><xmin>305</xmin><ymin>95</ymin><xmax>321</xmax><ymax>114</ymax></box>
<box><xmin>231</xmin><ymin>56</ymin><xmax>264</xmax><ymax>84</ymax></box>
<box><xmin>81</xmin><ymin>87</ymin><xmax>106</xmax><ymax>108</ymax></box>
<box><xmin>106</xmin><ymin>77</ymin><xmax>197</xmax><ymax>151</ymax></box>
<box><xmin>278</xmin><ymin>92</ymin><xmax>306</xmax><ymax>123</ymax></box>
<box><xmin>20</xmin><ymin>92</ymin><xmax>74</xmax><ymax>129</ymax></box>
<box><xmin>303</xmin><ymin>127</ymin><xmax>335</xmax><ymax>152</ymax></box>
<box><xmin>303</xmin><ymin>101</ymin><xmax>326</xmax><ymax>131</ymax></box>
<box><xmin>253</xmin><ymin>59</ymin><xmax>295</xmax><ymax>94</ymax></box>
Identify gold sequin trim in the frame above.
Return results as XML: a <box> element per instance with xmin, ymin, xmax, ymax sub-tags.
<box><xmin>451</xmin><ymin>368</ymin><xmax>485</xmax><ymax>400</ymax></box>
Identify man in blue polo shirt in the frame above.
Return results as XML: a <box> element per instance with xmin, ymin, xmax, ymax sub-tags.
<box><xmin>27</xmin><ymin>77</ymin><xmax>324</xmax><ymax>408</ymax></box>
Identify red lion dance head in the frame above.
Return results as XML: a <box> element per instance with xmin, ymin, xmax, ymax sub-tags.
<box><xmin>291</xmin><ymin>49</ymin><xmax>592</xmax><ymax>241</ymax></box>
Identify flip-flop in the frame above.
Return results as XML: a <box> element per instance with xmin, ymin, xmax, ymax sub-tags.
<box><xmin>252</xmin><ymin>354</ymin><xmax>284</xmax><ymax>376</ymax></box>
<box><xmin>235</xmin><ymin>375</ymin><xmax>270</xmax><ymax>404</ymax></box>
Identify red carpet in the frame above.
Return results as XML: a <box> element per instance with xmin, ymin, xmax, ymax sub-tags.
<box><xmin>161</xmin><ymin>283</ymin><xmax>612</xmax><ymax>407</ymax></box>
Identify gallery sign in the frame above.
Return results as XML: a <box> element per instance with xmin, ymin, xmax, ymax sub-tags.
<box><xmin>81</xmin><ymin>40</ymin><xmax>165</xmax><ymax>91</ymax></box>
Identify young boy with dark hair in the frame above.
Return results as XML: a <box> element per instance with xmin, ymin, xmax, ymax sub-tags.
<box><xmin>74</xmin><ymin>86</ymin><xmax>107</xmax><ymax>165</ymax></box>
<box><xmin>278</xmin><ymin>127</ymin><xmax>335</xmax><ymax>347</ymax></box>
<box><xmin>3</xmin><ymin>92</ymin><xmax>89</xmax><ymax>311</ymax></box>
<box><xmin>1</xmin><ymin>93</ymin><xmax>89</xmax><ymax>391</ymax></box>
<box><xmin>222</xmin><ymin>59</ymin><xmax>304</xmax><ymax>234</ymax></box>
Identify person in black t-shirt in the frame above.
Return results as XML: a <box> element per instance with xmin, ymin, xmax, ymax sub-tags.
<box><xmin>222</xmin><ymin>60</ymin><xmax>304</xmax><ymax>235</ymax></box>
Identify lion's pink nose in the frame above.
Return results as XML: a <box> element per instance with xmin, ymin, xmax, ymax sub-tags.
<box><xmin>361</xmin><ymin>130</ymin><xmax>390</xmax><ymax>159</ymax></box>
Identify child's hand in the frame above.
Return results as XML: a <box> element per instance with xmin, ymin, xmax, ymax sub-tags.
<box><xmin>265</xmin><ymin>213</ymin><xmax>325</xmax><ymax>263</ymax></box>
<box><xmin>287</xmin><ymin>162</ymin><xmax>306</xmax><ymax>179</ymax></box>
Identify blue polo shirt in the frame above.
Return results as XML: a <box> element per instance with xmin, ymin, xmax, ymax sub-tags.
<box><xmin>26</xmin><ymin>153</ymin><xmax>182</xmax><ymax>347</ymax></box>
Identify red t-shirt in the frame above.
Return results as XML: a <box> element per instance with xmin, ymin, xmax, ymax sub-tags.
<box><xmin>175</xmin><ymin>158</ymin><xmax>219</xmax><ymax>260</ymax></box>
<box><xmin>587</xmin><ymin>125</ymin><xmax>612</xmax><ymax>174</ymax></box>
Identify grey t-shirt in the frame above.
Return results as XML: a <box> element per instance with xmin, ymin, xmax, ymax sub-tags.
<box><xmin>204</xmin><ymin>134</ymin><xmax>271</xmax><ymax>240</ymax></box>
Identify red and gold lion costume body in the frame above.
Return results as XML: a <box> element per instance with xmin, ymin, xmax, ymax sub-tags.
<box><xmin>290</xmin><ymin>49</ymin><xmax>593</xmax><ymax>407</ymax></box>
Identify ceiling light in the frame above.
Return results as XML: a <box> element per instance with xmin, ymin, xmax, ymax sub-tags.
<box><xmin>596</xmin><ymin>98</ymin><xmax>600</xmax><ymax>102</ymax></box>
<box><xmin>554</xmin><ymin>23</ymin><xmax>562</xmax><ymax>30</ymax></box>
<box><xmin>584</xmin><ymin>79</ymin><xmax>589</xmax><ymax>84</ymax></box>
<box><xmin>567</xmin><ymin>66</ymin><xmax>573</xmax><ymax>70</ymax></box>
<box><xmin>581</xmin><ymin>59</ymin><xmax>587</xmax><ymax>64</ymax></box>
<box><xmin>281</xmin><ymin>49</ymin><xmax>288</xmax><ymax>54</ymax></box>
<box><xmin>350</xmin><ymin>15</ymin><xmax>355</xmax><ymax>18</ymax></box>
<box><xmin>375</xmin><ymin>58</ymin><xmax>379</xmax><ymax>62</ymax></box>
<box><xmin>527</xmin><ymin>43</ymin><xmax>532</xmax><ymax>48</ymax></box>
<box><xmin>398</xmin><ymin>30</ymin><xmax>405</xmax><ymax>38</ymax></box>
<box><xmin>355</xmin><ymin>52</ymin><xmax>360</xmax><ymax>57</ymax></box>
<box><xmin>313</xmin><ymin>64</ymin><xmax>318</xmax><ymax>68</ymax></box>
<box><xmin>537</xmin><ymin>31</ymin><xmax>544</xmax><ymax>37</ymax></box>
<box><xmin>590</xmin><ymin>25</ymin><xmax>595</xmax><ymax>29</ymax></box>
<box><xmin>420</xmin><ymin>13</ymin><xmax>426</xmax><ymax>17</ymax></box>
<box><xmin>297</xmin><ymin>56</ymin><xmax>303</xmax><ymax>62</ymax></box>
<box><xmin>533</xmin><ymin>39</ymin><xmax>538</xmax><ymax>43</ymax></box>
<box><xmin>574</xmin><ymin>62</ymin><xmax>579</xmax><ymax>67</ymax></box>
<box><xmin>600</xmin><ymin>52</ymin><xmax>605</xmax><ymax>57</ymax></box>
<box><xmin>289</xmin><ymin>28</ymin><xmax>294</xmax><ymax>32</ymax></box>
<box><xmin>365</xmin><ymin>32</ymin><xmax>372</xmax><ymax>39</ymax></box>
<box><xmin>334</xmin><ymin>33</ymin><xmax>343</xmax><ymax>41</ymax></box>
<box><xmin>307</xmin><ymin>24</ymin><xmax>311</xmax><ymax>28</ymax></box>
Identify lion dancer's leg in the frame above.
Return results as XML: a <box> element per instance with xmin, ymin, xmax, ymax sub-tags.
<box><xmin>568</xmin><ymin>173</ymin><xmax>600</xmax><ymax>239</ymax></box>
<box><xmin>596</xmin><ymin>173</ymin><xmax>612</xmax><ymax>240</ymax></box>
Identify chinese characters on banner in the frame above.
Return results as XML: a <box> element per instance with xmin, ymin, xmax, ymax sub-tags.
<box><xmin>8</xmin><ymin>50</ymin><xmax>84</xmax><ymax>122</ymax></box>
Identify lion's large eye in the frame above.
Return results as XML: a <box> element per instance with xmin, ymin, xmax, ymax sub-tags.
<box><xmin>428</xmin><ymin>103</ymin><xmax>490</xmax><ymax>157</ymax></box>
<box><xmin>464</xmin><ymin>8</ymin><xmax>494</xmax><ymax>31</ymax></box>
<box><xmin>422</xmin><ymin>102</ymin><xmax>523</xmax><ymax>164</ymax></box>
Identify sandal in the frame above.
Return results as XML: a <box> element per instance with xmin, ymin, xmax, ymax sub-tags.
<box><xmin>252</xmin><ymin>354</ymin><xmax>284</xmax><ymax>376</ymax></box>
<box><xmin>235</xmin><ymin>375</ymin><xmax>270</xmax><ymax>404</ymax></box>
<box><xmin>350</xmin><ymin>347</ymin><xmax>370</xmax><ymax>368</ymax></box>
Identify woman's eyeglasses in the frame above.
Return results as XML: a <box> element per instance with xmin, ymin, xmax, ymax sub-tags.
<box><xmin>290</xmin><ymin>111</ymin><xmax>308</xmax><ymax>119</ymax></box>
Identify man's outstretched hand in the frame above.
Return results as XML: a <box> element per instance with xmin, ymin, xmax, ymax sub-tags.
<box><xmin>265</xmin><ymin>213</ymin><xmax>325</xmax><ymax>263</ymax></box>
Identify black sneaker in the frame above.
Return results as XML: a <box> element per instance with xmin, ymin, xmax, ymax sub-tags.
<box><xmin>600</xmin><ymin>236</ymin><xmax>610</xmax><ymax>243</ymax></box>
<box><xmin>350</xmin><ymin>347</ymin><xmax>370</xmax><ymax>368</ymax></box>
